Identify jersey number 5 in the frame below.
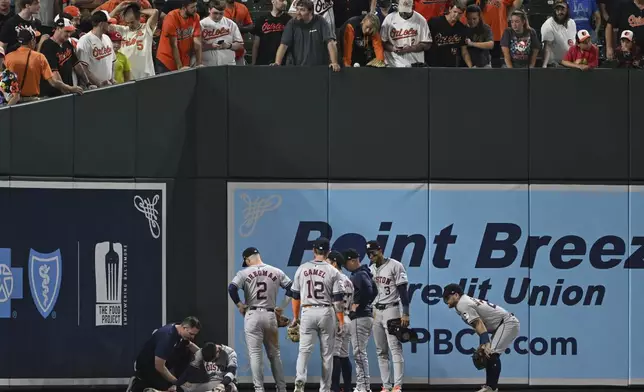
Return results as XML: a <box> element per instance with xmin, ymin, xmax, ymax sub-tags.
<box><xmin>257</xmin><ymin>281</ymin><xmax>268</xmax><ymax>300</ymax></box>
<box><xmin>306</xmin><ymin>280</ymin><xmax>325</xmax><ymax>300</ymax></box>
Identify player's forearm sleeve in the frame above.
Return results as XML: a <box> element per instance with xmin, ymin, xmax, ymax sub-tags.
<box><xmin>228</xmin><ymin>284</ymin><xmax>241</xmax><ymax>305</ymax></box>
<box><xmin>285</xmin><ymin>282</ymin><xmax>294</xmax><ymax>298</ymax></box>
<box><xmin>291</xmin><ymin>290</ymin><xmax>300</xmax><ymax>300</ymax></box>
<box><xmin>397</xmin><ymin>283</ymin><xmax>410</xmax><ymax>315</ymax></box>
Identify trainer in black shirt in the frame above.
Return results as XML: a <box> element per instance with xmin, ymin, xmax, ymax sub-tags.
<box><xmin>131</xmin><ymin>316</ymin><xmax>202</xmax><ymax>392</ymax></box>
<box><xmin>427</xmin><ymin>3</ymin><xmax>473</xmax><ymax>67</ymax></box>
<box><xmin>606</xmin><ymin>0</ymin><xmax>644</xmax><ymax>58</ymax></box>
<box><xmin>40</xmin><ymin>14</ymin><xmax>87</xmax><ymax>97</ymax></box>
<box><xmin>252</xmin><ymin>0</ymin><xmax>291</xmax><ymax>65</ymax></box>
<box><xmin>0</xmin><ymin>0</ymin><xmax>41</xmax><ymax>53</ymax></box>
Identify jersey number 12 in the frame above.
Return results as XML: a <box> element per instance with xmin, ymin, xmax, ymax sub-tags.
<box><xmin>306</xmin><ymin>280</ymin><xmax>325</xmax><ymax>300</ymax></box>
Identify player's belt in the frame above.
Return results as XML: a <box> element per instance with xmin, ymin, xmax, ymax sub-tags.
<box><xmin>303</xmin><ymin>304</ymin><xmax>331</xmax><ymax>308</ymax></box>
<box><xmin>249</xmin><ymin>307</ymin><xmax>274</xmax><ymax>312</ymax></box>
<box><xmin>374</xmin><ymin>302</ymin><xmax>399</xmax><ymax>310</ymax></box>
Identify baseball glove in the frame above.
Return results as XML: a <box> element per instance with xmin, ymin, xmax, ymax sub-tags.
<box><xmin>366</xmin><ymin>58</ymin><xmax>386</xmax><ymax>68</ymax></box>
<box><xmin>277</xmin><ymin>314</ymin><xmax>290</xmax><ymax>328</ymax></box>
<box><xmin>287</xmin><ymin>320</ymin><xmax>300</xmax><ymax>343</ymax></box>
<box><xmin>472</xmin><ymin>349</ymin><xmax>487</xmax><ymax>370</ymax></box>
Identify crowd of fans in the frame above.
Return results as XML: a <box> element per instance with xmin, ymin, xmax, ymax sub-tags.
<box><xmin>0</xmin><ymin>0</ymin><xmax>641</xmax><ymax>105</ymax></box>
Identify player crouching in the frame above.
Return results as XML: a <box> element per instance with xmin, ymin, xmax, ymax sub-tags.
<box><xmin>145</xmin><ymin>342</ymin><xmax>238</xmax><ymax>392</ymax></box>
<box><xmin>442</xmin><ymin>284</ymin><xmax>520</xmax><ymax>392</ymax></box>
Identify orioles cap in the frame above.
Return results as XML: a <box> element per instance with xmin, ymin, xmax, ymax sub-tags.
<box><xmin>577</xmin><ymin>29</ymin><xmax>591</xmax><ymax>42</ymax></box>
<box><xmin>621</xmin><ymin>30</ymin><xmax>634</xmax><ymax>41</ymax></box>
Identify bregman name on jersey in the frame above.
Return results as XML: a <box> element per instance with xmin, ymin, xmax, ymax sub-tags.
<box><xmin>244</xmin><ymin>269</ymin><xmax>279</xmax><ymax>284</ymax></box>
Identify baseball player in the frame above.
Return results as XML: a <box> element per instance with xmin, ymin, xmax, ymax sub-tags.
<box><xmin>327</xmin><ymin>251</ymin><xmax>354</xmax><ymax>392</ymax></box>
<box><xmin>442</xmin><ymin>283</ymin><xmax>521</xmax><ymax>392</ymax></box>
<box><xmin>367</xmin><ymin>240</ymin><xmax>410</xmax><ymax>392</ymax></box>
<box><xmin>228</xmin><ymin>247</ymin><xmax>293</xmax><ymax>392</ymax></box>
<box><xmin>172</xmin><ymin>342</ymin><xmax>239</xmax><ymax>392</ymax></box>
<box><xmin>290</xmin><ymin>237</ymin><xmax>346</xmax><ymax>392</ymax></box>
<box><xmin>380</xmin><ymin>0</ymin><xmax>432</xmax><ymax>67</ymax></box>
<box><xmin>342</xmin><ymin>248</ymin><xmax>377</xmax><ymax>392</ymax></box>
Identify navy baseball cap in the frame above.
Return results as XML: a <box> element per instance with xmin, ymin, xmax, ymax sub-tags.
<box><xmin>442</xmin><ymin>283</ymin><xmax>464</xmax><ymax>299</ymax></box>
<box><xmin>242</xmin><ymin>247</ymin><xmax>259</xmax><ymax>267</ymax></box>
<box><xmin>313</xmin><ymin>237</ymin><xmax>330</xmax><ymax>252</ymax></box>
<box><xmin>328</xmin><ymin>250</ymin><xmax>345</xmax><ymax>265</ymax></box>
<box><xmin>343</xmin><ymin>248</ymin><xmax>360</xmax><ymax>260</ymax></box>
<box><xmin>366</xmin><ymin>240</ymin><xmax>381</xmax><ymax>252</ymax></box>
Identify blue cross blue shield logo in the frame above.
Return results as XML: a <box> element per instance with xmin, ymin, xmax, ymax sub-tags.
<box><xmin>28</xmin><ymin>249</ymin><xmax>62</xmax><ymax>319</ymax></box>
<box><xmin>0</xmin><ymin>248</ymin><xmax>23</xmax><ymax>318</ymax></box>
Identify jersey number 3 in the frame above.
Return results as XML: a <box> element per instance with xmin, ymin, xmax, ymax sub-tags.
<box><xmin>257</xmin><ymin>281</ymin><xmax>268</xmax><ymax>300</ymax></box>
<box><xmin>306</xmin><ymin>280</ymin><xmax>325</xmax><ymax>300</ymax></box>
<box><xmin>474</xmin><ymin>298</ymin><xmax>497</xmax><ymax>308</ymax></box>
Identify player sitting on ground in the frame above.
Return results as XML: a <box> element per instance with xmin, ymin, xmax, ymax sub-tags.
<box><xmin>166</xmin><ymin>342</ymin><xmax>239</xmax><ymax>392</ymax></box>
<box><xmin>442</xmin><ymin>283</ymin><xmax>521</xmax><ymax>392</ymax></box>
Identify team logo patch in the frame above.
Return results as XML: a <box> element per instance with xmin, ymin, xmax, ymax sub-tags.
<box><xmin>28</xmin><ymin>249</ymin><xmax>62</xmax><ymax>319</ymax></box>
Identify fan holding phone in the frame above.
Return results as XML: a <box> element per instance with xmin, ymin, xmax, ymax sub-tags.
<box><xmin>193</xmin><ymin>0</ymin><xmax>244</xmax><ymax>66</ymax></box>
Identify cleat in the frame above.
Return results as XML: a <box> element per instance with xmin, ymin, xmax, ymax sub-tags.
<box><xmin>294</xmin><ymin>380</ymin><xmax>305</xmax><ymax>392</ymax></box>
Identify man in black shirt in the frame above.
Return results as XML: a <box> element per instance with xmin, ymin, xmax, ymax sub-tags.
<box><xmin>0</xmin><ymin>0</ymin><xmax>14</xmax><ymax>32</ymax></box>
<box><xmin>0</xmin><ymin>0</ymin><xmax>42</xmax><ymax>54</ymax></box>
<box><xmin>39</xmin><ymin>13</ymin><xmax>89</xmax><ymax>97</ymax></box>
<box><xmin>605</xmin><ymin>0</ymin><xmax>644</xmax><ymax>58</ymax></box>
<box><xmin>252</xmin><ymin>0</ymin><xmax>290</xmax><ymax>65</ymax></box>
<box><xmin>273</xmin><ymin>0</ymin><xmax>340</xmax><ymax>69</ymax></box>
<box><xmin>427</xmin><ymin>2</ymin><xmax>473</xmax><ymax>67</ymax></box>
<box><xmin>130</xmin><ymin>316</ymin><xmax>202</xmax><ymax>392</ymax></box>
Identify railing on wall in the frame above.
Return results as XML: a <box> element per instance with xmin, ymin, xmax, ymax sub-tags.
<box><xmin>1</xmin><ymin>66</ymin><xmax>643</xmax><ymax>387</ymax></box>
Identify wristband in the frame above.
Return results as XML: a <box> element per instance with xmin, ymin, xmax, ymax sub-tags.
<box><xmin>479</xmin><ymin>333</ymin><xmax>490</xmax><ymax>345</ymax></box>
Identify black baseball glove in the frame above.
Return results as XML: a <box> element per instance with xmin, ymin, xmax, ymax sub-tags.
<box><xmin>472</xmin><ymin>348</ymin><xmax>488</xmax><ymax>370</ymax></box>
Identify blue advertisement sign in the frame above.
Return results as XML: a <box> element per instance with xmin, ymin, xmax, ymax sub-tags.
<box><xmin>227</xmin><ymin>183</ymin><xmax>644</xmax><ymax>386</ymax></box>
<box><xmin>0</xmin><ymin>181</ymin><xmax>166</xmax><ymax>387</ymax></box>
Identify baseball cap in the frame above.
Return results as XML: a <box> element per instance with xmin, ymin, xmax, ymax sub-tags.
<box><xmin>343</xmin><ymin>248</ymin><xmax>360</xmax><ymax>261</ymax></box>
<box><xmin>92</xmin><ymin>10</ymin><xmax>118</xmax><ymax>25</ymax></box>
<box><xmin>398</xmin><ymin>0</ymin><xmax>412</xmax><ymax>13</ymax></box>
<box><xmin>16</xmin><ymin>28</ymin><xmax>40</xmax><ymax>44</ymax></box>
<box><xmin>108</xmin><ymin>30</ymin><xmax>123</xmax><ymax>42</ymax></box>
<box><xmin>442</xmin><ymin>283</ymin><xmax>464</xmax><ymax>299</ymax></box>
<box><xmin>63</xmin><ymin>5</ymin><xmax>81</xmax><ymax>17</ymax></box>
<box><xmin>366</xmin><ymin>240</ymin><xmax>381</xmax><ymax>252</ymax></box>
<box><xmin>553</xmin><ymin>0</ymin><xmax>567</xmax><ymax>8</ymax></box>
<box><xmin>242</xmin><ymin>247</ymin><xmax>259</xmax><ymax>267</ymax></box>
<box><xmin>577</xmin><ymin>29</ymin><xmax>591</xmax><ymax>42</ymax></box>
<box><xmin>54</xmin><ymin>15</ymin><xmax>76</xmax><ymax>32</ymax></box>
<box><xmin>621</xmin><ymin>30</ymin><xmax>634</xmax><ymax>41</ymax></box>
<box><xmin>328</xmin><ymin>251</ymin><xmax>345</xmax><ymax>265</ymax></box>
<box><xmin>313</xmin><ymin>237</ymin><xmax>330</xmax><ymax>252</ymax></box>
